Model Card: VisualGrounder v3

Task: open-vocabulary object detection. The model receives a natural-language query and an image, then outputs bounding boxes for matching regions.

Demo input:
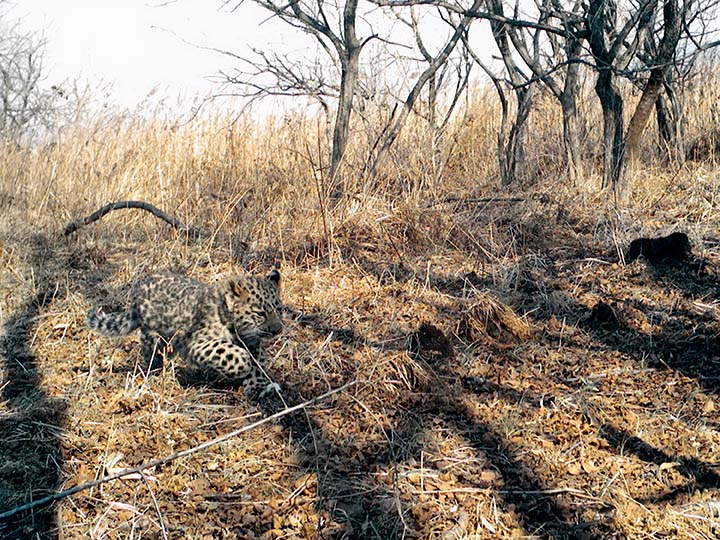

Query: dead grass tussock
[459,294,531,346]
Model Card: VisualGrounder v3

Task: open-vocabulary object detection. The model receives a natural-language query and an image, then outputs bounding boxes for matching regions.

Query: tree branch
[63,201,209,239]
[368,0,572,37]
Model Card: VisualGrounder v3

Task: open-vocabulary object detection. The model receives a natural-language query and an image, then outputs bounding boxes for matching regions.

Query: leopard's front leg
[187,338,280,398]
[139,330,166,371]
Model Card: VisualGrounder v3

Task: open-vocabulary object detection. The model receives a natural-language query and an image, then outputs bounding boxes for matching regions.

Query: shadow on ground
[3,227,717,539]
[257,312,623,539]
[0,234,115,539]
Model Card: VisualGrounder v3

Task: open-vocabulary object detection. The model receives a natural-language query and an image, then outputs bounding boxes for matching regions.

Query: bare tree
[484,0,536,186]
[621,0,682,183]
[223,0,381,202]
[222,0,719,201]
[480,0,713,194]
[223,47,339,119]
[365,0,483,180]
[584,0,688,198]
[494,0,587,183]
[221,0,486,199]
[372,0,581,185]
[0,19,56,141]
[391,7,473,183]
[642,36,685,160]
[634,0,720,161]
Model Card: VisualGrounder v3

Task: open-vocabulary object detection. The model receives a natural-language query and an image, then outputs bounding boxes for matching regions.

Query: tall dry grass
[0,70,718,265]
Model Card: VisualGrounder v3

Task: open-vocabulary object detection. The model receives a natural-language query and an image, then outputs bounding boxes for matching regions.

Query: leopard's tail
[87,306,140,336]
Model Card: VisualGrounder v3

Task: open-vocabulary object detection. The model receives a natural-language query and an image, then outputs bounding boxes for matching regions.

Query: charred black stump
[625,232,691,264]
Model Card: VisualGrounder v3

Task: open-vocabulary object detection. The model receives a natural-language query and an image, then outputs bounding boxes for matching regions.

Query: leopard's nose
[266,315,283,335]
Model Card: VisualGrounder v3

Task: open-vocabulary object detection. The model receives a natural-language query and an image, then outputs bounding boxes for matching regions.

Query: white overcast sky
[8,0,302,108]
[7,0,497,111]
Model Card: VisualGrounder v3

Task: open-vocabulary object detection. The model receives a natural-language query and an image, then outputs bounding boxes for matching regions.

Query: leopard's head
[223,269,283,339]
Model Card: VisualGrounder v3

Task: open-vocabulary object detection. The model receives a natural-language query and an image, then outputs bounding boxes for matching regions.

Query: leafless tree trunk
[498,0,587,183]
[585,0,693,199]
[560,79,583,183]
[553,9,586,184]
[223,0,374,204]
[586,0,656,196]
[655,80,685,161]
[484,0,535,185]
[328,0,363,200]
[388,6,473,185]
[593,64,625,191]
[622,0,682,181]
[471,53,511,183]
[637,0,720,162]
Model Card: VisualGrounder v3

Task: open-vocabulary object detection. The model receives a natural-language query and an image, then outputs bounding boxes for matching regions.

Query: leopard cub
[87,270,283,397]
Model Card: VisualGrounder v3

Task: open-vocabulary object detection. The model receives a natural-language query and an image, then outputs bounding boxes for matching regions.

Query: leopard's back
[134,273,212,338]
[87,270,283,392]
[86,273,211,339]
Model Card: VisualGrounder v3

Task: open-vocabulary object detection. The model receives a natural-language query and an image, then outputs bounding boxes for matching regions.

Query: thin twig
[414,486,587,496]
[0,382,356,520]
[425,196,526,208]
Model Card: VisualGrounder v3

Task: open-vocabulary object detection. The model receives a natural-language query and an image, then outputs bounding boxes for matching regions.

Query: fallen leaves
[3,227,719,540]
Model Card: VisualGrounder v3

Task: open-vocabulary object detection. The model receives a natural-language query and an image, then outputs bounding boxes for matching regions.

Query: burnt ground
[1,197,719,540]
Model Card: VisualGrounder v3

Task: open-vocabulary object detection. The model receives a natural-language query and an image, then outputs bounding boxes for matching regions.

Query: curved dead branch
[63,200,209,239]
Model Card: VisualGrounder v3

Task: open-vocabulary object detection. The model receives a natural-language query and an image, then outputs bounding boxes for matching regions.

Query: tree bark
[594,69,625,191]
[561,93,583,184]
[487,0,534,185]
[622,0,681,184]
[328,0,362,202]
[502,85,533,185]
[586,0,663,198]
[655,82,685,162]
[328,47,360,201]
[560,36,584,184]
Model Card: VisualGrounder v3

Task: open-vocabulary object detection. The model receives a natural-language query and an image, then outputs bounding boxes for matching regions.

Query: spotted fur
[87,270,282,397]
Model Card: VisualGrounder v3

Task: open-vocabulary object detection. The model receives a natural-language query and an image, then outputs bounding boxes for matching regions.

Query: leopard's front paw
[242,377,282,401]
[259,382,282,399]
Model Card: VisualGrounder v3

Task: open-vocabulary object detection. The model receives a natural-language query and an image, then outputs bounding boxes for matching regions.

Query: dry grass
[1,78,719,540]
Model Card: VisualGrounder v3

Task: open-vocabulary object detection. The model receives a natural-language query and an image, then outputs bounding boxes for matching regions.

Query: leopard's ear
[267,269,280,285]
[225,278,251,304]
